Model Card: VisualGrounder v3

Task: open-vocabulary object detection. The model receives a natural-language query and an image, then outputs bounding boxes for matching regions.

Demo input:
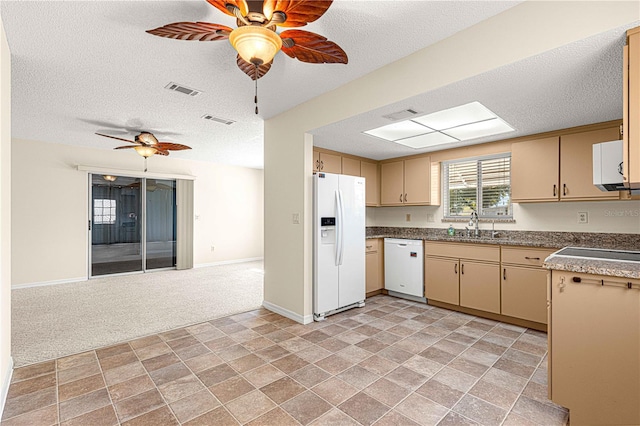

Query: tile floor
[1,295,569,425]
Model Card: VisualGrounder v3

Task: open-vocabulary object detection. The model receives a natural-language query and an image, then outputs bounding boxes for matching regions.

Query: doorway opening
[90,174,177,276]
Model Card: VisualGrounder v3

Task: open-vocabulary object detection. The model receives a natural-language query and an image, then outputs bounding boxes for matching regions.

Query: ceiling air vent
[382,108,420,121]
[202,114,236,125]
[165,82,202,97]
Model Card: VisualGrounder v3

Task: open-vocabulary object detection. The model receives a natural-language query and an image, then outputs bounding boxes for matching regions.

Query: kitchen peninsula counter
[366,226,640,251]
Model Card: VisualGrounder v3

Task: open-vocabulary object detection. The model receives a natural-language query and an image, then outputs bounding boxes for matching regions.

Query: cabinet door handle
[563,183,567,196]
[553,184,557,196]
[320,160,324,170]
[454,264,458,274]
[399,194,403,202]
[524,256,540,260]
[404,193,407,202]
[461,264,464,275]
[503,268,506,280]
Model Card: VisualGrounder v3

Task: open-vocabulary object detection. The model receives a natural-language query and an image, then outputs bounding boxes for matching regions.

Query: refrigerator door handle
[335,190,342,266]
[337,189,345,266]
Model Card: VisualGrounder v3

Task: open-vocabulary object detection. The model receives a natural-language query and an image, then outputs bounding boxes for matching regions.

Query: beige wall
[0,17,11,412]
[11,139,264,287]
[368,201,640,233]
[264,2,640,322]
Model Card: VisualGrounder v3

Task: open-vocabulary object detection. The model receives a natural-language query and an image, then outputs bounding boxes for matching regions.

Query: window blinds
[444,154,511,218]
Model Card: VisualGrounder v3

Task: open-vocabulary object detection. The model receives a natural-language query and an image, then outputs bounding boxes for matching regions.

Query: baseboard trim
[262,301,313,325]
[0,357,13,421]
[195,257,264,268]
[12,277,87,290]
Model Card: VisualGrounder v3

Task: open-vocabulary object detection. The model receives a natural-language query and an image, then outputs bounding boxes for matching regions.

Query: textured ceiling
[312,23,638,159]
[0,1,635,169]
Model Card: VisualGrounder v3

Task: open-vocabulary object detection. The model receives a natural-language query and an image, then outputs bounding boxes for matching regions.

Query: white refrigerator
[313,172,366,321]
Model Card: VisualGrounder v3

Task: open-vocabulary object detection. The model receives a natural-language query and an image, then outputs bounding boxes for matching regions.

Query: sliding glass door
[90,174,176,276]
[146,179,176,270]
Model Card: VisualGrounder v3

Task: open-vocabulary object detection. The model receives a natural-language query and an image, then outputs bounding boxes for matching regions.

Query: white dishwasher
[384,238,424,299]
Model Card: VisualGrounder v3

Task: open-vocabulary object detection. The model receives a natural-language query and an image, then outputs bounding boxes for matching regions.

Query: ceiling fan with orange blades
[146,0,348,113]
[96,131,192,171]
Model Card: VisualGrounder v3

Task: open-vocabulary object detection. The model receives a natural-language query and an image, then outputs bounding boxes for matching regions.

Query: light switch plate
[406,214,411,222]
[292,213,300,224]
[578,211,588,224]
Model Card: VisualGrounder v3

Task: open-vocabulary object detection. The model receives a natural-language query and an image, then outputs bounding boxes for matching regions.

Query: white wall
[11,138,263,287]
[264,2,640,322]
[0,16,11,415]
[368,200,640,234]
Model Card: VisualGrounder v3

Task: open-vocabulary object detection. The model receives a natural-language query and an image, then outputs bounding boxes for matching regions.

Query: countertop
[543,252,640,279]
[366,226,640,251]
[366,226,640,279]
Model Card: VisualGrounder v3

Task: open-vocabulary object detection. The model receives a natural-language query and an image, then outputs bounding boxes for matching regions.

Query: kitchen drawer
[501,246,554,267]
[365,239,379,253]
[425,242,499,262]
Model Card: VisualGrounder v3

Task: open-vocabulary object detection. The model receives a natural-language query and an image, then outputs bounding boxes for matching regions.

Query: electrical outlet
[406,214,411,222]
[578,212,588,224]
[211,245,215,252]
[292,213,300,224]
[427,214,435,223]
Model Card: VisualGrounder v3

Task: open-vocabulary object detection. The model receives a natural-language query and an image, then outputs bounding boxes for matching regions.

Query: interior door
[90,174,142,276]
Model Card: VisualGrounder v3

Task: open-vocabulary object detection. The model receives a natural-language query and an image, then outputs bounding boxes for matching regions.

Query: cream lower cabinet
[424,242,500,314]
[549,270,640,425]
[365,239,383,294]
[501,246,554,324]
[459,261,500,314]
[424,257,459,305]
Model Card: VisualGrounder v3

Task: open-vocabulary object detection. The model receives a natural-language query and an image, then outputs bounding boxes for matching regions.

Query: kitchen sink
[553,247,640,262]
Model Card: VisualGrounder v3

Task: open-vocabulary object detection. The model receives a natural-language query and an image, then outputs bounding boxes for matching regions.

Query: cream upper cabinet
[624,27,640,189]
[361,161,379,206]
[512,127,622,203]
[341,157,361,177]
[404,157,431,204]
[511,136,560,202]
[560,127,620,201]
[380,157,431,206]
[313,150,341,174]
[380,160,405,205]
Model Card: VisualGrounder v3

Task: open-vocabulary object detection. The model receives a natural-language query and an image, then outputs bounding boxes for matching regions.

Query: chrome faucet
[491,220,500,239]
[468,210,479,237]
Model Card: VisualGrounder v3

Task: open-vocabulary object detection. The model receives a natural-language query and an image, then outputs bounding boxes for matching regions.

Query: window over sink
[443,153,512,219]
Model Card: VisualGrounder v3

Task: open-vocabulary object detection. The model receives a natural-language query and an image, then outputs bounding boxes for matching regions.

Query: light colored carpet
[12,261,264,367]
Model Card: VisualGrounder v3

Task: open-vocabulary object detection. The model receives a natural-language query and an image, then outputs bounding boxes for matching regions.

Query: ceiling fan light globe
[134,145,157,158]
[229,26,282,66]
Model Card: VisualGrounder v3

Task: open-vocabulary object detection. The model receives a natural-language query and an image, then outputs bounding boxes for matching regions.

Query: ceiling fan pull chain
[144,157,148,173]
[254,64,259,114]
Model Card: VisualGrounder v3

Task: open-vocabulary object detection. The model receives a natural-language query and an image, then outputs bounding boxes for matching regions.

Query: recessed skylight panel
[444,117,514,140]
[412,101,495,130]
[393,132,458,149]
[364,120,432,141]
[363,101,515,149]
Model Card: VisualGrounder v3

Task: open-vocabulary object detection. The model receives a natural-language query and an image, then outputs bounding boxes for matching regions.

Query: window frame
[93,198,117,225]
[442,152,512,220]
